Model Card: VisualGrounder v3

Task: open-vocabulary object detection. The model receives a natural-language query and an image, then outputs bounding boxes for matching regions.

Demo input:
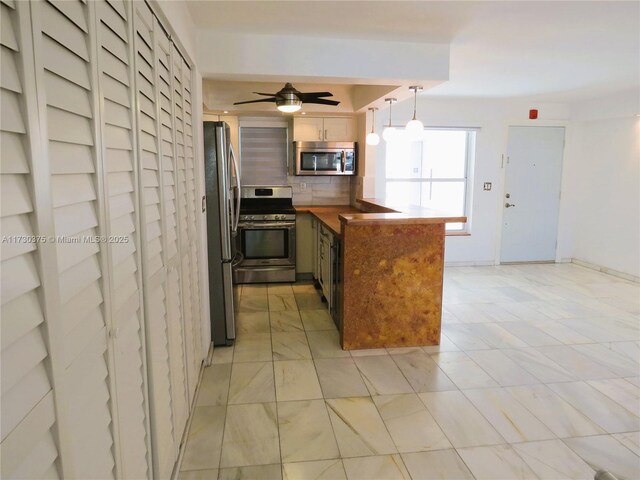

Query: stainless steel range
[233,186,296,284]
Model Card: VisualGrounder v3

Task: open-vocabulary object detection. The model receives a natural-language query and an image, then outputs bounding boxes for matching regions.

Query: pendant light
[366,107,380,146]
[405,85,424,139]
[382,97,397,141]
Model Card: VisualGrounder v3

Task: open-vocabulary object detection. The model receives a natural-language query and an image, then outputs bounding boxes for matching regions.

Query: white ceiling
[186,1,639,102]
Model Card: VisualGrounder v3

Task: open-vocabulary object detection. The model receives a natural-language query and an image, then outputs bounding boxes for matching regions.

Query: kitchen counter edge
[294,199,466,232]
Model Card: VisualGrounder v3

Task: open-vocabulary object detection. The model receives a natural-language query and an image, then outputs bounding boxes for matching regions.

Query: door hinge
[202,195,206,212]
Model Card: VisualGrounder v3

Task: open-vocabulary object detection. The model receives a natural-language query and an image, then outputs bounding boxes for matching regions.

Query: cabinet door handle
[318,129,322,140]
[324,129,328,140]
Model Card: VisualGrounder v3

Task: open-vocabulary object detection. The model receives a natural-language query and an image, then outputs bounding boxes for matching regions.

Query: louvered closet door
[133,3,177,478]
[182,59,204,383]
[171,51,198,404]
[94,0,150,478]
[32,0,117,477]
[156,26,189,441]
[0,1,61,478]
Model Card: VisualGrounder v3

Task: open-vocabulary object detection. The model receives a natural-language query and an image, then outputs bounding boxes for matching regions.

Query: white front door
[500,126,565,262]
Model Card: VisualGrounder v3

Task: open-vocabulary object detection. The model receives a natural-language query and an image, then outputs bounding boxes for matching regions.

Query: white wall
[196,31,449,84]
[561,90,640,278]
[154,0,198,61]
[372,96,571,265]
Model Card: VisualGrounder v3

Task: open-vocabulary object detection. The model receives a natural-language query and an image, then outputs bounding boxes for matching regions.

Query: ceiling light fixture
[382,97,397,141]
[275,92,302,113]
[366,107,380,146]
[405,86,424,139]
[277,101,302,113]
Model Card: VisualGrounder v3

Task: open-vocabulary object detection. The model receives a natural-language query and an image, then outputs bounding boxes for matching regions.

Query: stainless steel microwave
[293,141,357,176]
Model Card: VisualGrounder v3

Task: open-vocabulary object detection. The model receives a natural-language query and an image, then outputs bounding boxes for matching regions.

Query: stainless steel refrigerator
[204,122,240,346]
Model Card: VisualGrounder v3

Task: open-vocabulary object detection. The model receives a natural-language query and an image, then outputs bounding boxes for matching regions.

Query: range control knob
[248,215,254,220]
[263,215,268,220]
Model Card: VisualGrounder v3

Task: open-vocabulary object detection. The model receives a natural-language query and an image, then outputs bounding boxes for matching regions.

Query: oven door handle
[238,222,295,229]
[231,251,244,267]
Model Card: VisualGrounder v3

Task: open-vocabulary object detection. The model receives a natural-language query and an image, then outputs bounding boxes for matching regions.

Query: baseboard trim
[173,360,208,480]
[204,341,214,367]
[570,258,640,283]
[444,261,496,267]
[500,260,555,265]
[444,258,639,283]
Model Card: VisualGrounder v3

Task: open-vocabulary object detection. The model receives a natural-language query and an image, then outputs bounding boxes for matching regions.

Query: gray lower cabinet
[318,225,333,307]
[312,220,341,329]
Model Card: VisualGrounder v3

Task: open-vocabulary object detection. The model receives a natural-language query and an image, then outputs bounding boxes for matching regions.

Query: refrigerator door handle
[230,144,241,234]
[216,125,232,261]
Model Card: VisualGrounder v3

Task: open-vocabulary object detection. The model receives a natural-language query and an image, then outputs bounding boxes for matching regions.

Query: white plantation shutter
[0,1,61,478]
[32,0,117,478]
[166,265,189,434]
[157,30,189,440]
[181,58,204,396]
[172,52,198,406]
[94,0,150,478]
[133,3,177,478]
[158,37,179,264]
[3,0,206,477]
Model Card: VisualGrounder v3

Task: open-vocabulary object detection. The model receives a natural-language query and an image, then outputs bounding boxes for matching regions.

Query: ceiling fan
[233,82,340,113]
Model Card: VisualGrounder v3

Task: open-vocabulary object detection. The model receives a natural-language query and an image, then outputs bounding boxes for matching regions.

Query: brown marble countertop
[294,205,360,237]
[296,198,466,236]
[341,197,467,226]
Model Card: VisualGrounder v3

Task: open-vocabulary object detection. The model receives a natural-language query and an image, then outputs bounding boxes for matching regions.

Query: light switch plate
[300,182,307,191]
[483,182,492,191]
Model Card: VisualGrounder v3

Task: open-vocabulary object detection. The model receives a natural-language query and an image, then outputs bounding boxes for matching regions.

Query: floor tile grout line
[214,303,237,473]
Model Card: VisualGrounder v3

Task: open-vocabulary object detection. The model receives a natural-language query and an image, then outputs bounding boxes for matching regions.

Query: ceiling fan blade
[299,92,334,100]
[233,98,277,105]
[305,98,340,106]
[252,92,280,96]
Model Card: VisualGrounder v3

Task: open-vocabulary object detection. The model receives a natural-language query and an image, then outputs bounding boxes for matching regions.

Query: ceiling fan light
[277,103,301,113]
[366,132,380,146]
[277,92,302,113]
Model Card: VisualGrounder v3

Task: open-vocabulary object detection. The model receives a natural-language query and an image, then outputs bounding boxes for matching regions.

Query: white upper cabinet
[323,117,355,141]
[293,117,356,142]
[293,117,323,141]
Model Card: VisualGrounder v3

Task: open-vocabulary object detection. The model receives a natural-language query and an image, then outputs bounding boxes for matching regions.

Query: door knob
[505,203,516,208]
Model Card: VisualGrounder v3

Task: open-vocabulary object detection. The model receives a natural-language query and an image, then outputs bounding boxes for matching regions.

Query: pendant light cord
[412,87,418,120]
[371,108,375,133]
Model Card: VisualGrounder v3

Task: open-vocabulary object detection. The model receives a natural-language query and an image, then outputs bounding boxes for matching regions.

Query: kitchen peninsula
[296,200,466,350]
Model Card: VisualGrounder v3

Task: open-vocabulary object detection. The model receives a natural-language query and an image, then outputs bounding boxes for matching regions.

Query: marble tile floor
[180,264,640,480]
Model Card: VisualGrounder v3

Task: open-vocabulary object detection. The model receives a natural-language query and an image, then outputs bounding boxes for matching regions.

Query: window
[385,129,475,231]
[240,126,288,185]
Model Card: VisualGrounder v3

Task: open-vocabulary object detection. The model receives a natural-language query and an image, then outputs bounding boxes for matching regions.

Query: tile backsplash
[287,175,352,206]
